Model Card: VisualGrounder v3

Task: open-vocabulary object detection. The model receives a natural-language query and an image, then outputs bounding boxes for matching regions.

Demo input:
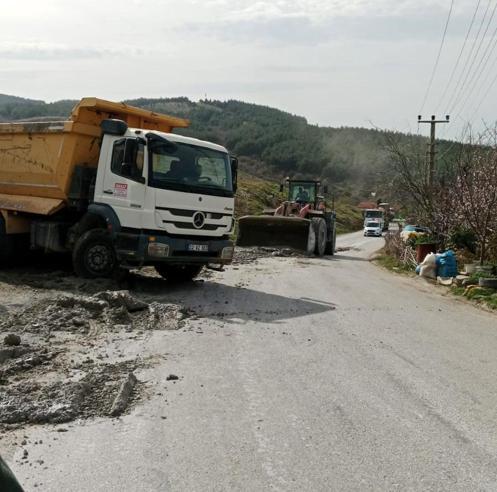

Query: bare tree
[454,129,497,264]
[384,133,459,247]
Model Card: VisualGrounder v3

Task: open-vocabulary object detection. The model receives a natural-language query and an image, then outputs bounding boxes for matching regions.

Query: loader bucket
[237,215,312,251]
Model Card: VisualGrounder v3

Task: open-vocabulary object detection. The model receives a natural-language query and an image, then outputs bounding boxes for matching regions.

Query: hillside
[0,95,401,193]
[0,94,457,231]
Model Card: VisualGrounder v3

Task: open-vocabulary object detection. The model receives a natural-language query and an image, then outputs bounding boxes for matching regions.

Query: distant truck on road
[363,208,386,231]
[0,98,238,280]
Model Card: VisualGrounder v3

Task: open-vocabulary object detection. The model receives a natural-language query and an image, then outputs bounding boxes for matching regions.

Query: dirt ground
[0,258,193,431]
[0,247,291,432]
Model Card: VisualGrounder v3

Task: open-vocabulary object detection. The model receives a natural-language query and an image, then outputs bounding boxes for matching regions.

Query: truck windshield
[365,210,383,218]
[148,137,233,197]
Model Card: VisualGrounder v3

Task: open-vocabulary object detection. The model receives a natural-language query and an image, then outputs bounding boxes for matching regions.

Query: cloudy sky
[0,0,494,138]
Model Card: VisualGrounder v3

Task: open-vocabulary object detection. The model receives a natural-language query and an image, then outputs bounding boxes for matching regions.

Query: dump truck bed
[0,98,189,209]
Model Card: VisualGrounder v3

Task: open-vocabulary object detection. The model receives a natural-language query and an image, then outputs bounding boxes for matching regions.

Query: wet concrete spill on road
[0,272,187,428]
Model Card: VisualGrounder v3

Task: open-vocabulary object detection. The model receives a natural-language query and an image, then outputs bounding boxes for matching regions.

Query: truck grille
[156,207,231,232]
[163,221,221,231]
[156,207,228,220]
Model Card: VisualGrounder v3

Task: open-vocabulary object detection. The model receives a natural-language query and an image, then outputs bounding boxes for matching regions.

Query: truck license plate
[188,244,209,252]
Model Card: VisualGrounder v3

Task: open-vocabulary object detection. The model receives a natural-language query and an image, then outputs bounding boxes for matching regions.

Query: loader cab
[285,180,326,206]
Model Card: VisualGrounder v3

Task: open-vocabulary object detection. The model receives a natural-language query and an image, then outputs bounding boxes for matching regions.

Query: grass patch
[450,285,497,310]
[375,254,415,274]
[451,286,466,296]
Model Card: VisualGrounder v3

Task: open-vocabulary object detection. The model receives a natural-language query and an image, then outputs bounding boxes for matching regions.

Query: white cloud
[0,0,493,137]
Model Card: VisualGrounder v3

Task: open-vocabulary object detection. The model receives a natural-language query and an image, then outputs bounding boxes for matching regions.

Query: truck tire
[312,218,327,257]
[72,229,117,278]
[0,216,14,265]
[155,264,203,283]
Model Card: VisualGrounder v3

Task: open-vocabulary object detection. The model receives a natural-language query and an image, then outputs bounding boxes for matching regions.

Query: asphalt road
[7,231,497,491]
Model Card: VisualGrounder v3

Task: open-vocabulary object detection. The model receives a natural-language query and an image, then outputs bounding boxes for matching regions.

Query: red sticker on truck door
[114,183,128,197]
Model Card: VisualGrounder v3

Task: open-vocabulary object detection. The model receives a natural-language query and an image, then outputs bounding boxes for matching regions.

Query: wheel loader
[237,179,336,256]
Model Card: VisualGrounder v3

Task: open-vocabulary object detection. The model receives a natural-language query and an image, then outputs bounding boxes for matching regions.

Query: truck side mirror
[323,185,329,194]
[279,184,284,193]
[230,157,238,193]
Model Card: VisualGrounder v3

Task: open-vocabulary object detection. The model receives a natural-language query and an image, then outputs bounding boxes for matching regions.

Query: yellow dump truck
[0,98,237,279]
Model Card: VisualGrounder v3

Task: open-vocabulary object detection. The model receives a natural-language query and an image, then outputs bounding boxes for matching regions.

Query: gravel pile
[0,360,141,425]
[0,290,185,428]
[0,290,186,335]
[233,246,302,264]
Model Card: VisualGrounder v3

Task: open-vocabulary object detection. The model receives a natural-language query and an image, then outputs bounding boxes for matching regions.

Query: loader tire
[305,222,316,256]
[0,216,14,265]
[312,218,327,257]
[72,229,117,278]
[155,264,203,283]
[325,226,336,255]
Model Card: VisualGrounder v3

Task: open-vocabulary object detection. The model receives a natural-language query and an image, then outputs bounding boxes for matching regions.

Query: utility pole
[417,114,449,186]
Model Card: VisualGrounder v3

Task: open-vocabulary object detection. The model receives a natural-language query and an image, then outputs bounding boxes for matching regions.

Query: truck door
[102,137,146,228]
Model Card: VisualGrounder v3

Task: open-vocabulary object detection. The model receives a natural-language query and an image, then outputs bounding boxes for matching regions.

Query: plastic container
[416,243,437,263]
[436,250,458,278]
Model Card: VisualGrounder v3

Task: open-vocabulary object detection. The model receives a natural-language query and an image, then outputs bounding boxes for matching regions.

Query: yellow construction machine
[237,179,336,256]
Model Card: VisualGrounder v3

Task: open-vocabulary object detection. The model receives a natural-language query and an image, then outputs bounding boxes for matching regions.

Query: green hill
[0,94,458,232]
[0,95,393,191]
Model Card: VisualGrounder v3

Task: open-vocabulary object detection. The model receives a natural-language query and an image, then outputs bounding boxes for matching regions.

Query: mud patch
[0,360,144,425]
[0,289,187,429]
[0,290,186,335]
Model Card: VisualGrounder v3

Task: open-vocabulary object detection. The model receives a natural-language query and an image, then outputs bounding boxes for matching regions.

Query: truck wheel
[312,218,327,257]
[0,216,14,265]
[72,229,117,278]
[155,264,203,283]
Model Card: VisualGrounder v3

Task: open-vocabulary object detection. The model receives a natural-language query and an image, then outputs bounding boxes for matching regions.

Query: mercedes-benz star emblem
[193,211,205,229]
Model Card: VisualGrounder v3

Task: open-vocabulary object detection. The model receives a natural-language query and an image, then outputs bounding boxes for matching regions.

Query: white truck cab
[82,119,238,280]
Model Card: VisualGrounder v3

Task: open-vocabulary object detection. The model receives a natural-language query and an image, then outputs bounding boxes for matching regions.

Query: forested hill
[0,94,452,199]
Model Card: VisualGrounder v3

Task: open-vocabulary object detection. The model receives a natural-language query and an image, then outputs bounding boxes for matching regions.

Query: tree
[384,132,459,247]
[454,130,497,264]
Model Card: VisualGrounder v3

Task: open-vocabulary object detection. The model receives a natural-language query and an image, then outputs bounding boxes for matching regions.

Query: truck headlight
[148,242,170,257]
[221,246,234,259]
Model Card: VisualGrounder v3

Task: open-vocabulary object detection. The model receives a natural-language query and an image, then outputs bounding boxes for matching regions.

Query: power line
[453,20,497,119]
[436,0,482,114]
[448,0,497,114]
[419,0,455,114]
[468,59,497,121]
[444,0,493,112]
[464,32,497,118]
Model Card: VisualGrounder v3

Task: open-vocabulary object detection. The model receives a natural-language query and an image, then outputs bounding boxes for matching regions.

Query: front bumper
[115,231,234,266]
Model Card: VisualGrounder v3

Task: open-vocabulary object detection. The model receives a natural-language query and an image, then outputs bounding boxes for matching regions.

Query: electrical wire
[463,32,497,118]
[419,0,455,114]
[468,60,497,121]
[452,21,497,119]
[436,0,482,114]
[447,0,497,114]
